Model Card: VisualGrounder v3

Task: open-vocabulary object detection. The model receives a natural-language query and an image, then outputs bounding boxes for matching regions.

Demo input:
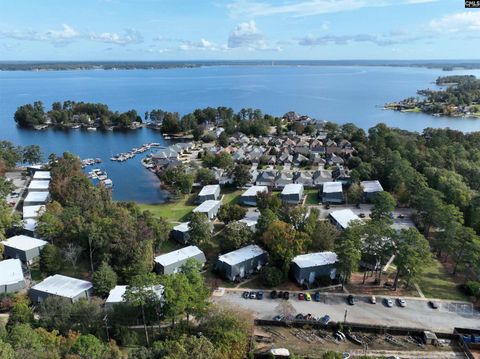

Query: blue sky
[0,0,478,60]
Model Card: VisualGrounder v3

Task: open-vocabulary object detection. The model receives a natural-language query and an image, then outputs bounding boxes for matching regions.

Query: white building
[0,259,26,294]
[30,274,93,303]
[32,171,51,181]
[329,209,361,230]
[239,186,268,206]
[24,191,49,206]
[105,284,164,309]
[28,180,50,192]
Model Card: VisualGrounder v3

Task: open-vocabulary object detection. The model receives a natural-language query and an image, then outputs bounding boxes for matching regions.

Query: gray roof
[361,180,383,193]
[31,274,92,298]
[330,209,360,229]
[28,180,50,191]
[241,186,268,197]
[173,222,190,233]
[281,183,304,195]
[292,251,338,268]
[193,200,220,213]
[106,284,164,304]
[154,245,204,267]
[23,218,37,232]
[3,235,47,251]
[24,191,49,203]
[0,259,24,285]
[323,182,342,193]
[198,184,220,196]
[32,171,51,180]
[23,205,46,219]
[218,244,266,266]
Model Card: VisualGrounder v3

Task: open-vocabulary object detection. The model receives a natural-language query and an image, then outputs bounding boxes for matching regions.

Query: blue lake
[1,65,480,202]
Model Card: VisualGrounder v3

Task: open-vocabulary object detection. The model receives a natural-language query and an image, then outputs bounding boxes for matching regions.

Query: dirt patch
[346,271,419,297]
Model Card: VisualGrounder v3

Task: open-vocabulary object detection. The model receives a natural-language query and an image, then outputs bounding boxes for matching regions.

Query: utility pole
[343,308,348,324]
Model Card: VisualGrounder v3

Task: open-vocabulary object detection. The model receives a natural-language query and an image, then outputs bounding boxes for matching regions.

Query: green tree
[196,168,216,186]
[39,244,63,275]
[0,339,15,359]
[6,302,33,329]
[71,334,108,359]
[308,220,340,252]
[217,203,246,224]
[256,208,278,235]
[22,145,42,164]
[336,223,363,284]
[219,221,253,252]
[393,228,432,289]
[260,265,284,287]
[217,132,229,148]
[370,191,396,222]
[151,335,217,359]
[92,262,118,298]
[232,164,252,188]
[346,182,363,205]
[189,212,211,247]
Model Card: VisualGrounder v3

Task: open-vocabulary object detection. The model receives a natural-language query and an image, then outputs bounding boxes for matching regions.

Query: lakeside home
[361,180,384,201]
[3,235,47,264]
[30,274,93,304]
[215,244,268,282]
[322,182,344,204]
[291,252,338,286]
[0,259,26,294]
[239,186,268,206]
[105,284,164,310]
[281,183,304,204]
[329,209,361,230]
[154,246,206,275]
[192,200,221,220]
[196,184,221,204]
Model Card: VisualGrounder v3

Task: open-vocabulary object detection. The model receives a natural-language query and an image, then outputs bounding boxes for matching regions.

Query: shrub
[260,265,284,287]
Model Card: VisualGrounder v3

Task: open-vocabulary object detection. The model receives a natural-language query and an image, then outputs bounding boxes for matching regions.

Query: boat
[71,124,81,129]
[86,127,97,131]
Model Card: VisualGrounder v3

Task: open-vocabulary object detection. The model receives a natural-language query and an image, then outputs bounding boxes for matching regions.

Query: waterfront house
[239,211,261,231]
[22,218,38,237]
[322,182,344,204]
[0,259,26,294]
[240,186,268,206]
[326,153,344,165]
[215,244,268,281]
[28,180,50,192]
[255,171,276,187]
[332,165,350,184]
[3,235,47,264]
[24,191,49,206]
[361,180,384,201]
[32,171,51,181]
[171,222,190,244]
[329,209,361,230]
[30,274,93,304]
[196,184,221,204]
[154,246,206,275]
[23,205,46,219]
[105,284,164,310]
[291,251,338,286]
[281,183,304,204]
[192,200,221,220]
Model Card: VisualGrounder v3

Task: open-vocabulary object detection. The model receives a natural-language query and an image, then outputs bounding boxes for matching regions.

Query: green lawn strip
[304,188,320,205]
[416,259,469,301]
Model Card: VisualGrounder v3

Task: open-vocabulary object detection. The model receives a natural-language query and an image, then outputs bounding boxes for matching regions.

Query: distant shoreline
[3,60,480,72]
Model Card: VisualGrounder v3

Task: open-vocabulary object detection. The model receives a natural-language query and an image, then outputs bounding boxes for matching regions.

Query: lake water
[1,65,480,203]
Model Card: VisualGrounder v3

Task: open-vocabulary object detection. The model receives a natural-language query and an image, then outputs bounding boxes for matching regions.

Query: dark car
[428,301,439,309]
[256,291,264,300]
[277,291,283,299]
[249,291,256,299]
[242,291,249,299]
[347,295,355,305]
[283,291,290,300]
[295,313,304,320]
[398,214,405,219]
[321,315,331,325]
[270,290,277,299]
[314,291,321,302]
[358,213,366,218]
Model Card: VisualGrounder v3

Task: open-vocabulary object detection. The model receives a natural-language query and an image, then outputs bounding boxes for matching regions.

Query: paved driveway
[213,289,480,333]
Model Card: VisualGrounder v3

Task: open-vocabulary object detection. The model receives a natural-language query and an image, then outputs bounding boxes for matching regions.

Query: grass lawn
[304,189,320,206]
[416,259,469,301]
[221,188,243,205]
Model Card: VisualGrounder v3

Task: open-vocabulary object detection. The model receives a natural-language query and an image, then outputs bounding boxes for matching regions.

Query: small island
[14,100,145,130]
[385,75,480,118]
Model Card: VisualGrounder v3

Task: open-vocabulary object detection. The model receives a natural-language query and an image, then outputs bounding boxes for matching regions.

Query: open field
[416,259,469,301]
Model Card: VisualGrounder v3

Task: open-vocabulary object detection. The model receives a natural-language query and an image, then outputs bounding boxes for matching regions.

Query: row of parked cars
[273,313,331,324]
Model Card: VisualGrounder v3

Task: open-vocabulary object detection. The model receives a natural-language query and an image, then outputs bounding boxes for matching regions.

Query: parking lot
[4,171,27,211]
[213,289,480,333]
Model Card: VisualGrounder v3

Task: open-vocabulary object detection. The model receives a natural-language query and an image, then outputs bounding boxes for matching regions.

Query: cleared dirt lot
[214,289,480,333]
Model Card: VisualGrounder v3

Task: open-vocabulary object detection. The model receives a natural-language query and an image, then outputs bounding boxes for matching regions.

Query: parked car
[347,295,355,305]
[370,295,377,304]
[305,293,312,301]
[277,291,283,299]
[359,213,366,218]
[428,301,439,309]
[321,315,331,325]
[242,291,249,299]
[295,313,304,320]
[398,214,405,219]
[270,290,277,299]
[249,291,256,299]
[314,291,321,302]
[384,298,393,307]
[325,204,330,209]
[397,298,406,307]
[273,315,284,321]
[298,293,305,301]
[283,291,290,300]
[257,291,264,300]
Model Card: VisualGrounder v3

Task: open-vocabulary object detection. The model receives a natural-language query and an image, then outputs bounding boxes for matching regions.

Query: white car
[384,298,393,307]
[397,298,406,307]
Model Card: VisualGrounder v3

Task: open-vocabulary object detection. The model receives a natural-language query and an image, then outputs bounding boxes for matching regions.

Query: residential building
[154,246,206,275]
[24,191,49,206]
[32,171,51,181]
[322,182,344,203]
[23,205,46,219]
[215,244,267,281]
[28,180,50,192]
[329,209,361,230]
[239,211,261,231]
[361,180,384,201]
[30,274,93,303]
[105,284,164,310]
[171,222,190,244]
[281,183,304,204]
[239,186,268,206]
[291,252,338,286]
[3,235,47,264]
[196,184,221,203]
[255,171,276,187]
[192,200,221,220]
[275,172,294,189]
[0,259,26,294]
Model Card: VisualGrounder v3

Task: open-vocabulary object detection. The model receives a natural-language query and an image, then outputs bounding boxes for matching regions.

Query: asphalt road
[213,289,480,333]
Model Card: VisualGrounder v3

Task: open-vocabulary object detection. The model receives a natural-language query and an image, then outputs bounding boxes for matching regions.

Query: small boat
[86,127,97,131]
[71,124,81,129]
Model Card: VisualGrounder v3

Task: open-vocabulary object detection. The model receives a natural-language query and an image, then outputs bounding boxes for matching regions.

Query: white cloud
[228,0,438,18]
[227,20,280,50]
[89,28,143,45]
[298,32,432,47]
[429,11,480,33]
[179,38,226,51]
